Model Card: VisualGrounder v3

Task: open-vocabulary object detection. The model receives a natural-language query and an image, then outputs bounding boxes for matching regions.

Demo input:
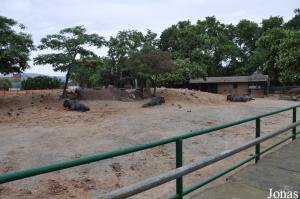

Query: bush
[21,76,61,90]
[0,78,12,90]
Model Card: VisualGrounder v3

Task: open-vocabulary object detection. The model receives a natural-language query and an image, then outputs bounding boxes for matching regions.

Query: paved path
[190,138,300,199]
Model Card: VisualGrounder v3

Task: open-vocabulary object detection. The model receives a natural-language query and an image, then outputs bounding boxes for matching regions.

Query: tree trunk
[141,81,144,99]
[62,68,71,99]
[153,77,157,97]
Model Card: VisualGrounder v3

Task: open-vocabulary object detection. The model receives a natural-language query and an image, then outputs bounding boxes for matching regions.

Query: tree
[285,8,300,30]
[126,49,177,96]
[157,58,207,86]
[159,17,239,76]
[107,30,144,87]
[70,56,107,88]
[0,78,12,90]
[275,30,300,84]
[21,76,61,90]
[0,16,34,74]
[261,16,284,31]
[255,28,287,84]
[232,20,261,75]
[34,26,105,98]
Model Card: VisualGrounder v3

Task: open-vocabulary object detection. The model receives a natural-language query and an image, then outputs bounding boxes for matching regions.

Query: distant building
[189,72,269,98]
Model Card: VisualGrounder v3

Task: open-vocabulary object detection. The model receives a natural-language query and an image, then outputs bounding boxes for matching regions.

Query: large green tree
[126,49,177,96]
[157,58,207,86]
[232,20,261,75]
[107,30,145,87]
[0,16,34,74]
[275,30,300,84]
[34,26,105,98]
[285,8,300,30]
[159,17,240,76]
[70,56,105,88]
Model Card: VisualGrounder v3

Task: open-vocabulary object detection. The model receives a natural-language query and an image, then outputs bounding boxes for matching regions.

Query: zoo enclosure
[0,104,300,199]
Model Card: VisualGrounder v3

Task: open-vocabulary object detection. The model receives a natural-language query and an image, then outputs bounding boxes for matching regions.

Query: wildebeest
[63,99,90,112]
[142,96,165,108]
[227,95,254,102]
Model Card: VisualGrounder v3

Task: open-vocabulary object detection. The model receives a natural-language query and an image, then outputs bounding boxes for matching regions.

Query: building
[189,72,269,98]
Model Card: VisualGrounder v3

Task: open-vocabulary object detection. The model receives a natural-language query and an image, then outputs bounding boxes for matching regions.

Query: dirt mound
[76,87,130,101]
[157,88,226,104]
[287,87,300,95]
[0,91,63,124]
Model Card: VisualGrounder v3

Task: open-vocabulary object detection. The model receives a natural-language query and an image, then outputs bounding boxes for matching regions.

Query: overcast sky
[1,0,299,76]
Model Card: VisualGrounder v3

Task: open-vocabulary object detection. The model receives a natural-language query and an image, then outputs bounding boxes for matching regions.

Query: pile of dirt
[0,91,63,124]
[76,87,130,101]
[157,88,227,105]
[287,87,300,95]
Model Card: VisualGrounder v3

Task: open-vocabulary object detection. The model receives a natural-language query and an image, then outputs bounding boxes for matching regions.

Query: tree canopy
[0,16,35,74]
[1,8,300,91]
[34,26,105,97]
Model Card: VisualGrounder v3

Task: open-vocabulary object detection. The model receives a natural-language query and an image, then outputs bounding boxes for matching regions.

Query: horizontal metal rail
[169,132,300,199]
[95,121,300,199]
[0,105,299,184]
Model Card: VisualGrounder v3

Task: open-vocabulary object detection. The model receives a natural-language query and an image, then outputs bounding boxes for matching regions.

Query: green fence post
[176,140,183,199]
[255,118,261,163]
[293,107,297,140]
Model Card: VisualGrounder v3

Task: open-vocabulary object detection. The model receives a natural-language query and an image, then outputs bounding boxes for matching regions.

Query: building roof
[190,72,269,84]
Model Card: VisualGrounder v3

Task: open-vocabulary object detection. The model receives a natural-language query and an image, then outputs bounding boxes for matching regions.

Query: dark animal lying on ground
[287,88,300,95]
[63,99,90,112]
[227,95,254,102]
[142,96,165,107]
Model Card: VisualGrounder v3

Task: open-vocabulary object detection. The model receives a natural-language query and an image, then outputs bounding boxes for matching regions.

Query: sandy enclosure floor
[0,89,298,199]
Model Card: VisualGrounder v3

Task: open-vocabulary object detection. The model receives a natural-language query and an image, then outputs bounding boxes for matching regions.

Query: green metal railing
[0,104,299,199]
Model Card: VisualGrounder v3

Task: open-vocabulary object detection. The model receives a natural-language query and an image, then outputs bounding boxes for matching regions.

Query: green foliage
[275,30,300,84]
[285,8,300,30]
[34,26,105,97]
[157,59,207,85]
[159,17,241,76]
[3,8,300,89]
[107,30,158,86]
[159,10,300,85]
[70,57,110,88]
[21,76,61,90]
[262,16,284,31]
[125,48,177,95]
[0,78,12,90]
[0,16,35,74]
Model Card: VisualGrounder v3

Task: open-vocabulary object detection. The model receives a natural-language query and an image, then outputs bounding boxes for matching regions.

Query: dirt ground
[0,88,298,199]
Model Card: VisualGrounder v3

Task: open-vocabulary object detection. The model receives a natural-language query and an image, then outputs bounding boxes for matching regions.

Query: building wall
[250,89,265,98]
[217,83,249,96]
[193,82,267,98]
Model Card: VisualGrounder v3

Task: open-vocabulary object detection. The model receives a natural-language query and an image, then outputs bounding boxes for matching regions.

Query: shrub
[21,76,61,90]
[0,78,12,90]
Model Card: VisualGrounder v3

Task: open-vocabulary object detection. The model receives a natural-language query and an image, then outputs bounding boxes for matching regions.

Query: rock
[63,99,90,112]
[142,97,165,108]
